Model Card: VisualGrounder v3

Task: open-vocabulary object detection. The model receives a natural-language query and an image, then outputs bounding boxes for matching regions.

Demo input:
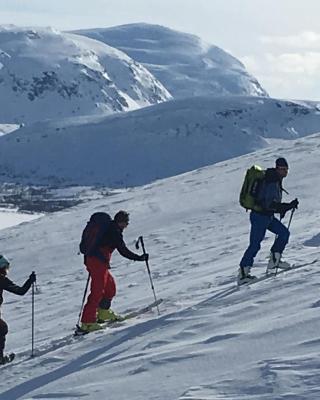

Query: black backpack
[79,212,112,260]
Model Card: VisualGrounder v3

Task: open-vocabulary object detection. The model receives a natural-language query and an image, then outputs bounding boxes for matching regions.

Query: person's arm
[271,199,299,218]
[117,240,144,261]
[2,273,35,295]
[113,229,145,261]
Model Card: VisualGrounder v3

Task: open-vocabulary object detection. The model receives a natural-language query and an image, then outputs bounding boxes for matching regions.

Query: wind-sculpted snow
[0,96,320,187]
[0,25,171,124]
[74,23,268,99]
[0,133,320,398]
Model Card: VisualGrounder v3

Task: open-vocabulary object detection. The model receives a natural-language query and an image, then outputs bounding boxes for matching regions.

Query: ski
[74,298,163,336]
[239,259,318,287]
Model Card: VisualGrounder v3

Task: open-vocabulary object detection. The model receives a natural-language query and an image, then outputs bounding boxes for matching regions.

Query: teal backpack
[239,165,265,211]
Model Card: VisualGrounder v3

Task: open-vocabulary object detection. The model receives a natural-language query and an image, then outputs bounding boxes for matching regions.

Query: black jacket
[0,274,33,307]
[256,168,284,215]
[99,221,141,261]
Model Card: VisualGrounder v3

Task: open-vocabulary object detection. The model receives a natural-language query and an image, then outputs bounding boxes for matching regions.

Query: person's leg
[267,217,290,269]
[81,257,108,324]
[100,271,116,309]
[0,318,8,359]
[240,212,271,268]
[268,217,290,254]
[97,272,121,322]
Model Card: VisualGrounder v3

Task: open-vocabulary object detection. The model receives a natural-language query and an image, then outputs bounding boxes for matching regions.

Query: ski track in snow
[0,133,320,399]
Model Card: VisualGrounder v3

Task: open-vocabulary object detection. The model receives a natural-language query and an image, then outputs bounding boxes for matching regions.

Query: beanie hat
[0,255,10,269]
[276,157,289,168]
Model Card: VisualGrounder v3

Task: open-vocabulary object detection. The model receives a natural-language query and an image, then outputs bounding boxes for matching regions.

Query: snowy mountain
[0,25,171,124]
[73,23,268,99]
[0,132,320,399]
[0,96,319,187]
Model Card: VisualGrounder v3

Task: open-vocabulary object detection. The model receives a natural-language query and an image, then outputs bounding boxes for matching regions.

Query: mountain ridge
[73,22,268,99]
[0,25,171,124]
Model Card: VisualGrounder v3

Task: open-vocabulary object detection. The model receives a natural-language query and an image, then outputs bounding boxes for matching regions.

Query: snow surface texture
[0,132,320,399]
[0,25,171,124]
[74,23,268,99]
[0,96,319,187]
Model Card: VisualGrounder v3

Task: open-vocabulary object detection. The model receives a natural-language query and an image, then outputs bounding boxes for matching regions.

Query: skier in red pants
[80,211,148,333]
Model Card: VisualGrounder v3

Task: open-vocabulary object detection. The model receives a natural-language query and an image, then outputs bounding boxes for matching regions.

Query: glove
[278,203,291,219]
[28,271,36,284]
[138,253,149,262]
[290,198,299,210]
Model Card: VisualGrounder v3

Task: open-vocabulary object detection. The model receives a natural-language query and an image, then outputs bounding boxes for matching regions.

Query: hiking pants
[81,256,116,324]
[0,317,8,357]
[240,211,290,267]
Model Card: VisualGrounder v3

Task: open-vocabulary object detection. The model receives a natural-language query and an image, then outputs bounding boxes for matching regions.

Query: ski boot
[75,322,104,336]
[237,266,257,285]
[266,252,290,274]
[0,353,15,365]
[97,308,124,323]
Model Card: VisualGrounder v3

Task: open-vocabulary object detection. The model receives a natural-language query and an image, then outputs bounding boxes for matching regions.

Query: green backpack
[239,165,265,211]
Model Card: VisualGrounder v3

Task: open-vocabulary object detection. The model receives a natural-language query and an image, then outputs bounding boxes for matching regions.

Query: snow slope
[0,132,320,399]
[0,25,171,124]
[0,209,40,230]
[73,23,268,99]
[0,96,319,187]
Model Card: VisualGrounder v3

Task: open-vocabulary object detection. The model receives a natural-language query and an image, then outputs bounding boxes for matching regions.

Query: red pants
[81,256,116,324]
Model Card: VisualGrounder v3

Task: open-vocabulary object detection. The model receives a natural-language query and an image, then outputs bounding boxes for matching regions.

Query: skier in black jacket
[0,254,36,364]
[80,210,148,333]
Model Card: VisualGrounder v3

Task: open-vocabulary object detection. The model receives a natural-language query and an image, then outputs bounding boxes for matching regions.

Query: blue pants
[240,211,290,267]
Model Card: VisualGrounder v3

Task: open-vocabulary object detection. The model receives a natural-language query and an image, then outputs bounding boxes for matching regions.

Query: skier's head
[0,255,10,275]
[275,157,289,178]
[114,210,130,230]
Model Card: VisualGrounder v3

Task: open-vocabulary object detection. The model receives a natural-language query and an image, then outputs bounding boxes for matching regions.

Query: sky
[1,0,320,101]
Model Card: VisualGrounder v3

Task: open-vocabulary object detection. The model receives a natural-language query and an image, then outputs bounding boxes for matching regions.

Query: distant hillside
[0,25,171,124]
[73,23,268,99]
[0,96,319,187]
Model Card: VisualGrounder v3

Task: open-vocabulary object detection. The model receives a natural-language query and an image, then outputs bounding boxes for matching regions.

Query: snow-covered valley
[0,95,319,187]
[0,209,40,230]
[0,132,319,399]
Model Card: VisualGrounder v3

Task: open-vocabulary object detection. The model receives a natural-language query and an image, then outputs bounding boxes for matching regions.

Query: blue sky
[1,0,320,100]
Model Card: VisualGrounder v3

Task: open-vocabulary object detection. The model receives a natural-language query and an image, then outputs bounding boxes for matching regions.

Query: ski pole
[31,281,35,357]
[287,207,295,230]
[135,236,160,315]
[275,208,296,276]
[76,274,90,328]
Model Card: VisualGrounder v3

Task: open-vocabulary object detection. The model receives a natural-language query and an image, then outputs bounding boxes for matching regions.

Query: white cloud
[240,52,320,100]
[261,31,320,49]
[266,52,320,75]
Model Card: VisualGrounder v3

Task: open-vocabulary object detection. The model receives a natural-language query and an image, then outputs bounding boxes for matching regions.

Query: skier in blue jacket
[238,157,299,285]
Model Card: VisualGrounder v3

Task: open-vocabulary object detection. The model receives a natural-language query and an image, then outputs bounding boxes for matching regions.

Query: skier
[80,210,149,333]
[238,157,299,285]
[0,255,36,364]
